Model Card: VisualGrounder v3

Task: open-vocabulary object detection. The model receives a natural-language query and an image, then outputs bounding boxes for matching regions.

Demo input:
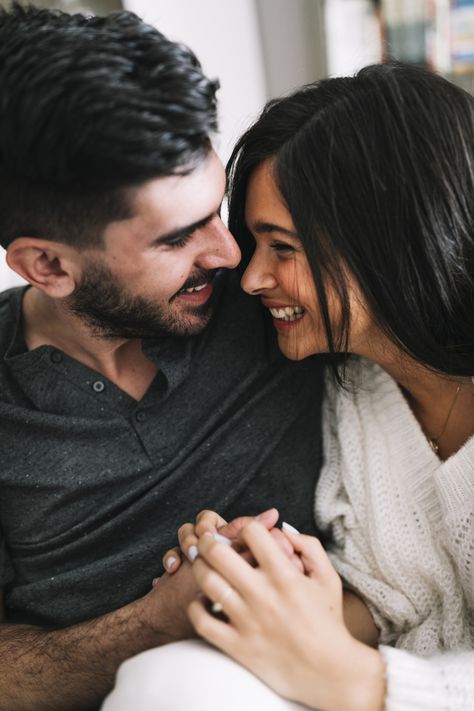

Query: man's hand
[141,560,198,641]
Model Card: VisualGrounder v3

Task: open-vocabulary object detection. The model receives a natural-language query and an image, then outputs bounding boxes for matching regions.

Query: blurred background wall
[1,0,473,289]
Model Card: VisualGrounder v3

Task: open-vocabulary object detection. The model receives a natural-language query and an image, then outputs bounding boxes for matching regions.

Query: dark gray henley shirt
[0,273,324,628]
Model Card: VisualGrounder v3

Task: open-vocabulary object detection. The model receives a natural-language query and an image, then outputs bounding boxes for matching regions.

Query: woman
[103,63,474,711]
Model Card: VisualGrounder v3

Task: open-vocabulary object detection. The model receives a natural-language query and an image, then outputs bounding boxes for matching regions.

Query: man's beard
[67,261,215,339]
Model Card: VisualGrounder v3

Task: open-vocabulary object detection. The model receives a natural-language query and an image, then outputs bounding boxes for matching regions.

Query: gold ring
[211,586,234,613]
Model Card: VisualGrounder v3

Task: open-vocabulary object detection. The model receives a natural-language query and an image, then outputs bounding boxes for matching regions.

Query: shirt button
[92,380,105,393]
[135,411,146,422]
[50,351,63,364]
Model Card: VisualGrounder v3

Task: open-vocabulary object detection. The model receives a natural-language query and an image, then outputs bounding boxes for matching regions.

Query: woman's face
[241,161,372,360]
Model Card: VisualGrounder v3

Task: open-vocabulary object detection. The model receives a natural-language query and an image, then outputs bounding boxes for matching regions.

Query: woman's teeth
[269,306,304,322]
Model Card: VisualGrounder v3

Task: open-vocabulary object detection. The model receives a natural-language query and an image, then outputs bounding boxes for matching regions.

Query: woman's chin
[277,337,319,361]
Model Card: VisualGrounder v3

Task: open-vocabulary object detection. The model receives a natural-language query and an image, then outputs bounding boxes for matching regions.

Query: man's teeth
[269,306,304,322]
[183,283,208,294]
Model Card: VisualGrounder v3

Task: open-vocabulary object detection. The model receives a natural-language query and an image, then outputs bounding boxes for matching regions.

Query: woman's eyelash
[270,241,295,253]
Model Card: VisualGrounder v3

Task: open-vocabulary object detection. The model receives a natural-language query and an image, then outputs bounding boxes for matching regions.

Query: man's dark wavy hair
[227,63,474,378]
[0,3,219,249]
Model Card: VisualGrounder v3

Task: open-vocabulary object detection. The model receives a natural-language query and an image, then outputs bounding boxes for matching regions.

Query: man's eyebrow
[252,220,299,238]
[154,212,214,244]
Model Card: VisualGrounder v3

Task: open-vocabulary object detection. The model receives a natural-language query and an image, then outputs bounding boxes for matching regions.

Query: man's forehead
[130,150,225,217]
[101,150,226,248]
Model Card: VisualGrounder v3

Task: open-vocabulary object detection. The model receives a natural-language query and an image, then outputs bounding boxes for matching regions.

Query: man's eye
[167,233,193,249]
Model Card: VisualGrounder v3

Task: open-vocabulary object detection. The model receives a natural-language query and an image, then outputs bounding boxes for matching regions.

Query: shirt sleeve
[380,646,474,711]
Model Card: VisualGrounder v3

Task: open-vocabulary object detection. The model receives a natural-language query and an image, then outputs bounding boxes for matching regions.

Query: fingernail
[282,522,300,535]
[164,555,177,570]
[256,507,277,521]
[212,533,232,545]
[188,545,198,561]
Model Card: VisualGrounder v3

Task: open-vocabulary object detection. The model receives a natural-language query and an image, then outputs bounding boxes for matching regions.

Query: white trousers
[102,640,310,711]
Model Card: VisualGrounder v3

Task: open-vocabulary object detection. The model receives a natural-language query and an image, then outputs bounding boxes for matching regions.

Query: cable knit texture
[315,358,474,710]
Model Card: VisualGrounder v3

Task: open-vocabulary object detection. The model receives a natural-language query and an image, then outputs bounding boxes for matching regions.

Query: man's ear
[6,237,79,298]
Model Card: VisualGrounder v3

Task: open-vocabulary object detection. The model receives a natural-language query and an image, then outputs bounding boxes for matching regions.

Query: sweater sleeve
[380,646,474,711]
[316,377,428,645]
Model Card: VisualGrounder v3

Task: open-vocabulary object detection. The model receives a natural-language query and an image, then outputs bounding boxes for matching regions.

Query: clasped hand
[161,510,383,711]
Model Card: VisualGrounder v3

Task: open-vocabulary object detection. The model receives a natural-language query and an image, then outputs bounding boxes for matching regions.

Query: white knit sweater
[315,358,474,711]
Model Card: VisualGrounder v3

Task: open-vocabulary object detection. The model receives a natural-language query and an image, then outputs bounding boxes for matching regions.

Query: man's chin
[172,309,213,337]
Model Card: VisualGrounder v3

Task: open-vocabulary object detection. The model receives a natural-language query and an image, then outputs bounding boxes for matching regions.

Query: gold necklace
[427,383,463,454]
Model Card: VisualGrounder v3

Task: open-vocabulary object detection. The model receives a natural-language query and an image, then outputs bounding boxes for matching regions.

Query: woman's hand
[161,508,304,575]
[187,522,386,711]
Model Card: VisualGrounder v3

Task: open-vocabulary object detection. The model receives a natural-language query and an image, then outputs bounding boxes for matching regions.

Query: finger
[260,528,305,572]
[192,557,248,623]
[218,507,279,542]
[187,598,239,654]
[197,532,259,601]
[178,522,199,562]
[236,549,303,572]
[282,530,337,582]
[290,552,305,573]
[269,528,294,559]
[162,547,182,575]
[240,522,297,584]
[194,509,229,538]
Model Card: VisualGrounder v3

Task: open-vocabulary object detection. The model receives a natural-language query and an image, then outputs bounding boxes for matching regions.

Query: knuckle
[178,522,193,541]
[195,520,215,537]
[309,536,324,553]
[273,563,298,589]
[196,509,214,523]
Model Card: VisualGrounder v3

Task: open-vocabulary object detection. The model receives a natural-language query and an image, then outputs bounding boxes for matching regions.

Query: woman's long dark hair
[227,62,474,377]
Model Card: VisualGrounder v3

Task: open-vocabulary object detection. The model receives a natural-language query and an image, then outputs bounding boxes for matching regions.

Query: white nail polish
[165,555,177,570]
[188,545,198,561]
[282,522,300,535]
[212,533,232,545]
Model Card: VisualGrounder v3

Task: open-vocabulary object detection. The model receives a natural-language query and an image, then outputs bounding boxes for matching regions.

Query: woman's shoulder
[324,356,394,406]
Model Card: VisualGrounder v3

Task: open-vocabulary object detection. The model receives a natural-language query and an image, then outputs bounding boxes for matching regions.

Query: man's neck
[22,287,159,401]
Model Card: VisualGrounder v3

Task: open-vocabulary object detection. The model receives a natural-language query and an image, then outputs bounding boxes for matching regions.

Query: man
[0,4,323,710]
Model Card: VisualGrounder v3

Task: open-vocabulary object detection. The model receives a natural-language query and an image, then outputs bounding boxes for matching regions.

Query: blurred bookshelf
[324,0,474,91]
[384,0,474,90]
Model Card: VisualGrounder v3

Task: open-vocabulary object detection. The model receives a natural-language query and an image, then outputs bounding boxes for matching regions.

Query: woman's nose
[240,255,277,295]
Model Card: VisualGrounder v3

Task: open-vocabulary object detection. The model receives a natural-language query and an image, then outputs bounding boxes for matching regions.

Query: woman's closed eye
[270,240,296,256]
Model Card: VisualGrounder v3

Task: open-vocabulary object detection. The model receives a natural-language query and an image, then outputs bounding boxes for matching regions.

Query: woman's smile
[261,299,306,330]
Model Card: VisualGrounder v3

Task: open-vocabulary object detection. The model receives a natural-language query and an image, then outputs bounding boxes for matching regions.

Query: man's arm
[342,590,379,647]
[0,563,197,711]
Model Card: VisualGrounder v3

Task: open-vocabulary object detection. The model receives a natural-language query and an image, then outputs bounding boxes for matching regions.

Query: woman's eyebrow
[252,220,298,238]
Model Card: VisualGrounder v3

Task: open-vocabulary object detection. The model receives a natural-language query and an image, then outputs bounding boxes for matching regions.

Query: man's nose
[197,220,241,271]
